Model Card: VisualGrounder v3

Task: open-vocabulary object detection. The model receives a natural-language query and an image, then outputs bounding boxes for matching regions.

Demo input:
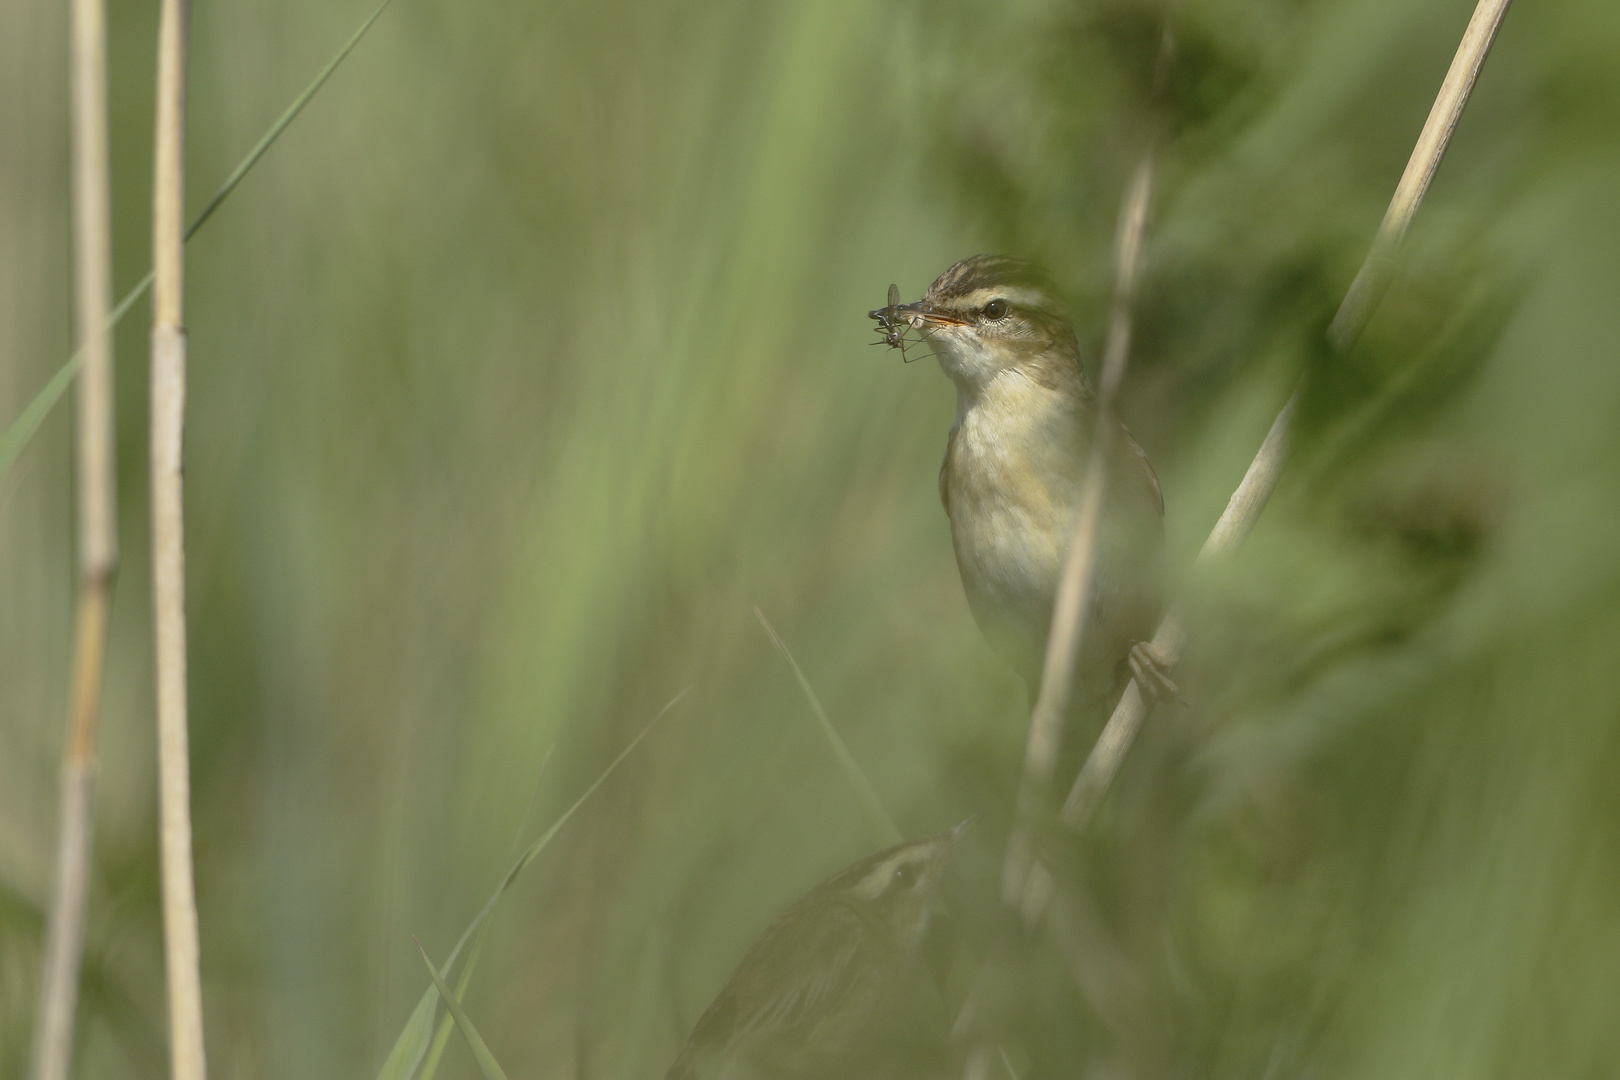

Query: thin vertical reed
[1060,0,1515,832]
[150,0,206,1077]
[1001,157,1154,911]
[958,158,1161,1080]
[31,0,117,1075]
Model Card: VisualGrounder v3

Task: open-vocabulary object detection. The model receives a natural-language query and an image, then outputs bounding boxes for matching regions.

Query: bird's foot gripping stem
[1128,641,1185,707]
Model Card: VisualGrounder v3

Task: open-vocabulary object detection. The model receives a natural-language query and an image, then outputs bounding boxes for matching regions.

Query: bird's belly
[950,496,1064,618]
[944,445,1160,696]
[945,466,1072,686]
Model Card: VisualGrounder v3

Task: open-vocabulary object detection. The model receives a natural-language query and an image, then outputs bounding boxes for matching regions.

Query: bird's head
[872,255,1082,393]
[821,820,968,950]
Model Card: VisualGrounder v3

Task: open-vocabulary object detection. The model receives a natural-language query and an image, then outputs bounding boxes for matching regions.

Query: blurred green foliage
[3,0,1620,1077]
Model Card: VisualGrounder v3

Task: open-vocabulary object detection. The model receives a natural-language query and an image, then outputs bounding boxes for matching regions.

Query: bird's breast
[944,399,1083,638]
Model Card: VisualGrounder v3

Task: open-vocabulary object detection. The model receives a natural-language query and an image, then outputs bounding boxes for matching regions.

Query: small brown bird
[872,255,1169,723]
[666,825,965,1080]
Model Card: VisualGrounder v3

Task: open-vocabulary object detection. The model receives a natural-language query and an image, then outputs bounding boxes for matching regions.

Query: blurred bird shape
[871,255,1175,725]
[666,822,968,1080]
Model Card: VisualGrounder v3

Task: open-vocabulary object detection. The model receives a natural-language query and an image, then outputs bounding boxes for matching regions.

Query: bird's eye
[894,864,917,886]
[982,299,1008,320]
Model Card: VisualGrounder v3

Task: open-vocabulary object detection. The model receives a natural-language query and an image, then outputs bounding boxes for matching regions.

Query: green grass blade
[373,690,686,1080]
[0,276,154,484]
[373,982,439,1080]
[414,939,510,1080]
[418,920,492,1080]
[0,0,395,486]
[186,0,396,241]
[478,693,682,933]
[0,350,82,486]
[753,607,902,846]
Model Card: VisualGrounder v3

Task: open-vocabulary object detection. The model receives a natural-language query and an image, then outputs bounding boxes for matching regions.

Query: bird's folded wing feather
[680,900,882,1067]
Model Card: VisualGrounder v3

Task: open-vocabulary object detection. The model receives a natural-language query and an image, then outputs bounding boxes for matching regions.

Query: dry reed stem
[31,0,118,1075]
[1059,0,1515,833]
[150,0,206,1077]
[1001,157,1154,909]
[1061,396,1295,827]
[1330,0,1513,354]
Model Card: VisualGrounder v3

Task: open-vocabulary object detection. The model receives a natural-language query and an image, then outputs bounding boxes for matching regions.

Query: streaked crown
[923,254,1065,314]
[807,823,965,948]
[898,254,1083,390]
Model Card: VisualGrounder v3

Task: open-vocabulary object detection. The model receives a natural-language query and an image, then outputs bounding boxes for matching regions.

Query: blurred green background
[4,0,1620,1076]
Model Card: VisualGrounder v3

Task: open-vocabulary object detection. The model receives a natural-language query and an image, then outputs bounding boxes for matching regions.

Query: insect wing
[867,282,918,361]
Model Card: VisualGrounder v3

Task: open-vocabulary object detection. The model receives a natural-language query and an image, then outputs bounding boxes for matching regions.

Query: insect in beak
[869,286,967,363]
[868,283,920,362]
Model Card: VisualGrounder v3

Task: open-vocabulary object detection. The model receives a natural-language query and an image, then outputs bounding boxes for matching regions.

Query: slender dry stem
[1001,158,1154,910]
[1060,0,1515,832]
[1330,0,1513,353]
[1062,395,1295,827]
[150,1,206,1077]
[31,0,117,1075]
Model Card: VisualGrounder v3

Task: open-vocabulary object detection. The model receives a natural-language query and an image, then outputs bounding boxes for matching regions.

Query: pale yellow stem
[151,0,207,1077]
[1003,157,1154,910]
[32,0,118,1074]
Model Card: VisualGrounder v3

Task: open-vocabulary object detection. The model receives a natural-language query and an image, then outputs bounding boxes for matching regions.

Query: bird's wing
[674,899,881,1073]
[731,900,877,1037]
[1115,420,1164,518]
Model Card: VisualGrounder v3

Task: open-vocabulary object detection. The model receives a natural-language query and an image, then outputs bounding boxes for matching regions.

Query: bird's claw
[1128,642,1185,707]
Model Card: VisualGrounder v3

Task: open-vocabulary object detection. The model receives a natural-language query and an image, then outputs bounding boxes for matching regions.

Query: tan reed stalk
[1059,0,1515,833]
[958,158,1161,1080]
[1001,156,1155,912]
[1329,0,1514,355]
[150,0,206,1077]
[30,0,117,1076]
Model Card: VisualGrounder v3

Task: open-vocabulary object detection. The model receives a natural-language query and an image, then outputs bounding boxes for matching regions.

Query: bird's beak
[896,302,968,329]
[867,300,967,329]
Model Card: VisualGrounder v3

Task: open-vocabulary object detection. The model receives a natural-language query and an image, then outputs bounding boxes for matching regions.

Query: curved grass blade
[417,744,555,1079]
[414,938,510,1080]
[374,689,688,1080]
[753,607,902,846]
[0,0,396,485]
[0,355,80,490]
[373,979,439,1080]
[416,919,491,1080]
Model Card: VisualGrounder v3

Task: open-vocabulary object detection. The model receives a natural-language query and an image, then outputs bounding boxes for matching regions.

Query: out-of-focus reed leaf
[417,921,491,1080]
[372,980,438,1080]
[374,694,683,1080]
[414,938,510,1080]
[415,746,552,1079]
[0,352,83,490]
